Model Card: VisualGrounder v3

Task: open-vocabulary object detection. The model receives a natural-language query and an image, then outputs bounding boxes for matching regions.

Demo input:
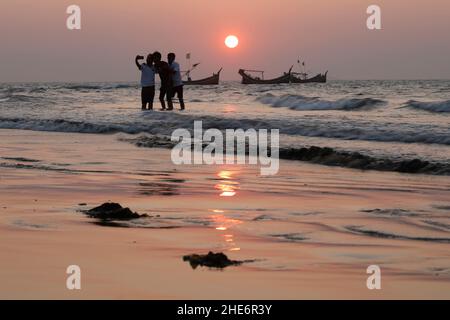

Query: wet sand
[1,129,450,299]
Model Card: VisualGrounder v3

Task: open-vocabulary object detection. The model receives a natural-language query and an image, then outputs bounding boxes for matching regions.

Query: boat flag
[186,53,191,59]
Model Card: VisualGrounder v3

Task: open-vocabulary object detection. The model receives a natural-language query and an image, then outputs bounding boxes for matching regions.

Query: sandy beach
[1,129,449,299]
[1,0,450,307]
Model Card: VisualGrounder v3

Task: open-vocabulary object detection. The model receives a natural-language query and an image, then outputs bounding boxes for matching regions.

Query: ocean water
[0,80,449,173]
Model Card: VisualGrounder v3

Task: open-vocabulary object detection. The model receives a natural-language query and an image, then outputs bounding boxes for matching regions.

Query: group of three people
[135,51,185,111]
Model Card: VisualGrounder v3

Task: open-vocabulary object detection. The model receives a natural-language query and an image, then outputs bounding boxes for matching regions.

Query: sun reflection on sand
[218,170,232,180]
[210,170,243,251]
[215,170,240,197]
[218,189,236,197]
[222,104,237,114]
[209,210,242,252]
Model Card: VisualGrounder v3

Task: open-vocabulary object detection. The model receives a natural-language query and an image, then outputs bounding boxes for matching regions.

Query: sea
[1,80,449,174]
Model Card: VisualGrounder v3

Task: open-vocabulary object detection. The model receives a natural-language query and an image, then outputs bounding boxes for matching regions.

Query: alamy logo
[366,265,381,290]
[66,5,81,30]
[171,121,279,176]
[367,5,382,30]
[66,265,81,290]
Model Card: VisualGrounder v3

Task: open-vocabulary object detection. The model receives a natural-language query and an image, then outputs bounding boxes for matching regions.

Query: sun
[225,35,239,49]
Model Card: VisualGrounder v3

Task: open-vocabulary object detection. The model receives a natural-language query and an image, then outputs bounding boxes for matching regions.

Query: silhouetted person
[135,54,155,110]
[168,53,185,110]
[152,51,173,111]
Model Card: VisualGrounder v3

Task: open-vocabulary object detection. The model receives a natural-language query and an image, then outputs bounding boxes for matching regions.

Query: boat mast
[186,53,191,81]
[296,59,307,80]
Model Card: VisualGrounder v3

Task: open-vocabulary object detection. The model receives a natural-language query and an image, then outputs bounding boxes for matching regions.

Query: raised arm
[135,55,144,70]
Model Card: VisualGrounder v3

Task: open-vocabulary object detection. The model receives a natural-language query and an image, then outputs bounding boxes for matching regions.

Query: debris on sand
[183,251,244,269]
[78,203,182,229]
[82,202,148,221]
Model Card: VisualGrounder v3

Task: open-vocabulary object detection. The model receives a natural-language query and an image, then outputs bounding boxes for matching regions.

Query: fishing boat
[290,60,327,83]
[181,53,221,85]
[183,68,222,85]
[238,68,292,84]
[290,71,328,83]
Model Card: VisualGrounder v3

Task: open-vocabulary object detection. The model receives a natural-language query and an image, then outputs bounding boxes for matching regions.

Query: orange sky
[1,0,449,81]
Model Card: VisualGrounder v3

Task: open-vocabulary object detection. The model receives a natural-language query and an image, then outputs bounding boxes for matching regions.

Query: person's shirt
[155,61,172,87]
[140,63,155,87]
[170,61,183,87]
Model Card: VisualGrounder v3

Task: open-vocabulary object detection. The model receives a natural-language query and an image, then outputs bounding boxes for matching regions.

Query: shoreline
[1,128,450,299]
[2,128,449,176]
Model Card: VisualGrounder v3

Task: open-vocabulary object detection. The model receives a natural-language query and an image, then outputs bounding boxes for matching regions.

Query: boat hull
[238,69,291,84]
[183,68,222,85]
[290,71,327,83]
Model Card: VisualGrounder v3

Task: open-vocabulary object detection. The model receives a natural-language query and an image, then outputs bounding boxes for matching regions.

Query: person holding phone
[135,54,155,110]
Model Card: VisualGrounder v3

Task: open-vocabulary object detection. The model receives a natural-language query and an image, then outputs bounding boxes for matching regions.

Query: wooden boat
[290,71,328,83]
[238,68,292,84]
[183,68,222,85]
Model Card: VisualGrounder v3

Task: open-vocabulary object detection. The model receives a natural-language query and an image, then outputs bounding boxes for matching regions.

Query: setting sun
[225,35,239,48]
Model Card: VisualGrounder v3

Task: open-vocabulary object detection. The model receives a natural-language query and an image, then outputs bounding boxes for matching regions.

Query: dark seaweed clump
[83,202,148,220]
[183,252,244,269]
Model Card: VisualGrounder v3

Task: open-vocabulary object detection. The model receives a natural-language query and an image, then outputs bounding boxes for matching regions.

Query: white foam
[406,100,450,113]
[1,115,449,146]
[257,94,385,111]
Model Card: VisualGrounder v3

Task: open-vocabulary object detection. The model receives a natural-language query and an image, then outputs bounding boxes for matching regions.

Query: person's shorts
[141,86,155,104]
[159,85,173,101]
[171,85,184,100]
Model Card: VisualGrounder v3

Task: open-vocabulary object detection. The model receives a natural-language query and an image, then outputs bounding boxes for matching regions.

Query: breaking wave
[125,135,450,175]
[0,83,137,101]
[346,225,450,243]
[0,94,47,103]
[62,83,137,91]
[0,114,449,146]
[278,146,450,175]
[0,118,105,133]
[405,100,450,113]
[257,94,386,111]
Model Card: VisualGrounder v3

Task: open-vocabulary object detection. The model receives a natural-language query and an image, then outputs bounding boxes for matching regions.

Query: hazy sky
[1,0,449,82]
